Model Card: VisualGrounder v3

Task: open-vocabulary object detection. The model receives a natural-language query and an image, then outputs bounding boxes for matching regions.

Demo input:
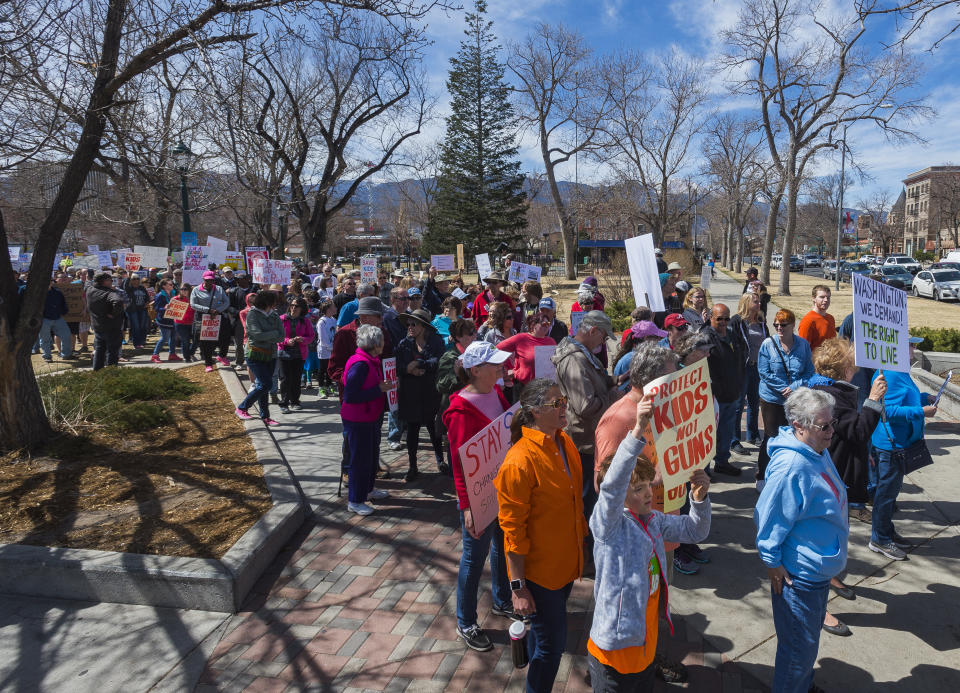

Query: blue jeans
[456,512,511,631]
[126,309,149,346]
[153,325,176,356]
[344,420,379,504]
[871,448,903,545]
[525,580,572,693]
[238,359,275,419]
[387,409,404,443]
[39,317,72,359]
[175,324,194,359]
[771,578,828,693]
[714,400,738,467]
[733,363,761,444]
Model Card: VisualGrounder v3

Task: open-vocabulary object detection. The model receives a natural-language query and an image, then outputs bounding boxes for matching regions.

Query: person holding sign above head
[797,285,837,353]
[442,340,514,653]
[868,336,936,562]
[495,379,588,693]
[588,394,711,693]
[470,272,515,323]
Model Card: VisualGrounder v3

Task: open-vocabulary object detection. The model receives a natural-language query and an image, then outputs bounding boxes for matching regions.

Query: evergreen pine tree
[423,0,527,258]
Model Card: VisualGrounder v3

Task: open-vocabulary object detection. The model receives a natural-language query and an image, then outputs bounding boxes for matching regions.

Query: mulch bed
[0,365,272,558]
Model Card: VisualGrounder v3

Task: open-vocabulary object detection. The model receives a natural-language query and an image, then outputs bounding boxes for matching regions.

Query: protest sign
[361,255,377,283]
[700,264,711,290]
[18,253,31,271]
[624,234,665,311]
[431,254,455,271]
[459,403,521,533]
[170,251,183,264]
[507,261,542,284]
[852,273,910,373]
[182,245,208,286]
[534,345,557,380]
[451,287,468,300]
[476,253,492,281]
[61,284,86,322]
[8,246,21,263]
[134,245,169,269]
[87,244,99,254]
[180,231,197,248]
[244,246,269,275]
[199,314,221,341]
[163,298,190,322]
[97,251,114,268]
[570,310,586,336]
[325,287,335,298]
[73,255,101,271]
[251,258,292,285]
[123,253,143,271]
[643,360,716,512]
[456,244,465,270]
[223,251,245,270]
[382,357,399,413]
[205,236,228,265]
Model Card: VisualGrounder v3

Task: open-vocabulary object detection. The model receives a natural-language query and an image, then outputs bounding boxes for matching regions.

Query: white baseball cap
[459,341,511,369]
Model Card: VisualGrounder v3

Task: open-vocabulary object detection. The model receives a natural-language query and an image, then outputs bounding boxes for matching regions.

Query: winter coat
[552,336,621,456]
[701,325,746,403]
[86,285,125,333]
[189,285,229,323]
[394,332,446,423]
[245,307,284,352]
[279,313,316,361]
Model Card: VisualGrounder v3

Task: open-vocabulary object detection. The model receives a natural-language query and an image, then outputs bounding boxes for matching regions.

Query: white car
[884,255,922,274]
[912,269,960,301]
[771,253,783,269]
[822,260,839,279]
[804,254,821,267]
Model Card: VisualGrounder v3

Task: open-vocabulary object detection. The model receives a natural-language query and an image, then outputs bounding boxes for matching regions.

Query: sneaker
[891,531,913,549]
[490,604,521,620]
[868,541,907,561]
[41,356,52,362]
[849,506,872,524]
[204,366,214,373]
[61,354,78,360]
[263,418,280,426]
[749,436,764,447]
[290,403,303,411]
[167,353,182,362]
[367,488,389,500]
[456,624,493,652]
[714,462,742,476]
[681,544,710,564]
[235,408,253,420]
[151,355,162,363]
[730,442,750,455]
[347,501,375,516]
[654,654,688,684]
[216,356,230,367]
[279,406,290,414]
[320,388,330,399]
[388,441,403,451]
[673,553,699,575]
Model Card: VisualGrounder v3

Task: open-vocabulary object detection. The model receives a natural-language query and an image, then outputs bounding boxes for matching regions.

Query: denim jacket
[758,335,814,405]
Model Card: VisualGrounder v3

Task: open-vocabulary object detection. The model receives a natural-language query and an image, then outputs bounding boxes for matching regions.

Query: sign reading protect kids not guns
[852,273,910,373]
[643,360,716,512]
[459,402,521,533]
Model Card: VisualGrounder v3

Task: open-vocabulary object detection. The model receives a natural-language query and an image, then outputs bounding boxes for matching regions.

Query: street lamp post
[834,124,848,292]
[171,142,193,247]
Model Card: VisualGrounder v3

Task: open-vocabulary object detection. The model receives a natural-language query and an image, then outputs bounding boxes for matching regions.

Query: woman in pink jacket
[278,297,316,413]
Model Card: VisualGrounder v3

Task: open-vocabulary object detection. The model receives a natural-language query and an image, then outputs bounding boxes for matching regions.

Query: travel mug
[509,619,529,669]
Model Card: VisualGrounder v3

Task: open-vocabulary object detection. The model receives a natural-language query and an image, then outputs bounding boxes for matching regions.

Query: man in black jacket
[701,303,746,475]
[538,297,569,343]
[86,272,126,370]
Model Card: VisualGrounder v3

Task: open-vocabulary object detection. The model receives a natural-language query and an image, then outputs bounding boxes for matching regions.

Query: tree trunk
[0,346,52,451]
[778,176,800,296]
[735,224,744,274]
[760,182,786,287]
[304,214,327,264]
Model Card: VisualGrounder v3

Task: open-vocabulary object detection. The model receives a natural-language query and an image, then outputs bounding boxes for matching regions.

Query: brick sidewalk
[196,450,766,693]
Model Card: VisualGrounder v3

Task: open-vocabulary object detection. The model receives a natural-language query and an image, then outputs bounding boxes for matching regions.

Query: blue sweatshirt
[754,426,848,585]
[758,335,814,405]
[870,370,929,451]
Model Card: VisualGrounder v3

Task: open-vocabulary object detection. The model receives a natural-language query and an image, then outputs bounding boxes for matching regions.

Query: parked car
[789,255,804,271]
[884,255,922,275]
[912,269,960,301]
[822,259,839,279]
[928,261,960,271]
[859,255,878,264]
[771,253,783,269]
[804,254,821,267]
[877,265,915,289]
[840,261,871,283]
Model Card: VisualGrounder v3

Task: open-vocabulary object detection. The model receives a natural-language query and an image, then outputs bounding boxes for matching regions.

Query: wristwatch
[510,579,525,592]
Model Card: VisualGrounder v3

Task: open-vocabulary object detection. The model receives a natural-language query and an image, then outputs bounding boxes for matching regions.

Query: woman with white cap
[442,340,515,652]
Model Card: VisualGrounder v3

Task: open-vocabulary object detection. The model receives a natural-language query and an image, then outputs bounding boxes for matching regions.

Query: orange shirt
[495,427,587,590]
[797,310,836,353]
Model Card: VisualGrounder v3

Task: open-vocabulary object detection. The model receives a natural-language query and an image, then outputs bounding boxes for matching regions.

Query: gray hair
[356,324,383,352]
[577,290,595,304]
[784,387,835,429]
[629,342,678,390]
[358,282,376,297]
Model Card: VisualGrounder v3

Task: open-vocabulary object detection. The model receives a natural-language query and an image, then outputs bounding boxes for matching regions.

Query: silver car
[912,269,960,301]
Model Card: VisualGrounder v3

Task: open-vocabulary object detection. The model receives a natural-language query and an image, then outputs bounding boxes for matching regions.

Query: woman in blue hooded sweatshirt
[755,388,847,693]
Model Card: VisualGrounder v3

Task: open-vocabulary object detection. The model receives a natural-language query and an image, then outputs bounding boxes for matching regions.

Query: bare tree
[798,175,844,258]
[722,0,931,294]
[856,0,960,48]
[858,189,899,255]
[508,23,611,279]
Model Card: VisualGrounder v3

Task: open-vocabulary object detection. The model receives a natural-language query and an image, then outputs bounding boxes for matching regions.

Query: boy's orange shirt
[797,310,836,352]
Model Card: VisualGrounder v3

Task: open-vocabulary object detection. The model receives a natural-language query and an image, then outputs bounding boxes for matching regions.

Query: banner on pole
[643,360,716,512]
[251,258,292,285]
[431,254,455,271]
[163,298,190,322]
[199,314,221,341]
[383,357,399,412]
[459,403,521,534]
[852,273,910,373]
[624,234,665,312]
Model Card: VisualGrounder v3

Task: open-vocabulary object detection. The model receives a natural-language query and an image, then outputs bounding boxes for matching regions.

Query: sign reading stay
[458,403,521,533]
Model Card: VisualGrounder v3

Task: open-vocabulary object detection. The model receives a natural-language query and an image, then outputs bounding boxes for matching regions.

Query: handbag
[880,407,934,474]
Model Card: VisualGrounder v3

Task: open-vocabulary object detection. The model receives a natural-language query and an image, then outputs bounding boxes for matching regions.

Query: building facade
[901,166,960,256]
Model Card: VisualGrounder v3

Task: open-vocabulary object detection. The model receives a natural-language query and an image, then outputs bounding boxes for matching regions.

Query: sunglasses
[809,419,838,432]
[773,322,794,328]
[542,395,568,409]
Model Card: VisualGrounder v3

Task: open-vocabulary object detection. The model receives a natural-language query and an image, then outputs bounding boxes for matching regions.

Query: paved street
[0,270,958,692]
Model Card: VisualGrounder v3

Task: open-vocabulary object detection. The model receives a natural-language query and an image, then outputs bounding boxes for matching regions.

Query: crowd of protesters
[12,251,940,693]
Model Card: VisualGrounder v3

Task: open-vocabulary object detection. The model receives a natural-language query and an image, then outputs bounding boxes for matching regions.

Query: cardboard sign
[180,231,198,248]
[206,236,228,265]
[507,261,542,284]
[123,253,143,271]
[163,298,190,322]
[382,357,399,412]
[458,403,521,533]
[361,256,377,284]
[534,345,557,380]
[134,245,169,269]
[251,258,292,286]
[852,273,910,373]
[431,254,455,271]
[700,264,711,290]
[456,244,465,270]
[199,314,221,341]
[643,360,716,512]
[62,284,86,322]
[624,234,665,311]
[476,253,492,281]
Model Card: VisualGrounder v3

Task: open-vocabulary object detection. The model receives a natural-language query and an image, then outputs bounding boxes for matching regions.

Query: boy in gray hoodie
[588,395,711,690]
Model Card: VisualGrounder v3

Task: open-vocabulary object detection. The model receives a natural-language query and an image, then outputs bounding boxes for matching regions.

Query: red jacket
[442,386,510,510]
[328,321,393,400]
[469,289,515,323]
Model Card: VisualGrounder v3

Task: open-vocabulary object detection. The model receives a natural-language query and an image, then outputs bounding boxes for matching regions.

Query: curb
[0,365,307,613]
[912,366,960,420]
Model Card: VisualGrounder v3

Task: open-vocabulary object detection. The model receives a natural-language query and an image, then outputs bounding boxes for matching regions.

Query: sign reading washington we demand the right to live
[852,273,910,373]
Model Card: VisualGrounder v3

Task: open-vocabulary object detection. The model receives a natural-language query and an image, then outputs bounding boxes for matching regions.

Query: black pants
[407,420,442,471]
[588,653,655,692]
[317,358,332,386]
[757,400,788,480]
[92,330,122,370]
[280,357,304,405]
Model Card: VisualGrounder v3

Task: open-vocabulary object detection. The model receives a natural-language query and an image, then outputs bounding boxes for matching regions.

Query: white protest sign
[361,256,377,284]
[451,287,468,300]
[73,255,101,271]
[431,254,455,271]
[205,236,228,265]
[251,258,292,286]
[97,251,114,268]
[534,345,557,380]
[507,261,542,284]
[18,253,32,271]
[200,314,222,341]
[182,246,208,286]
[134,245,169,269]
[325,287,335,298]
[382,357,399,412]
[123,253,143,271]
[852,273,910,373]
[624,234,665,311]
[459,403,521,533]
[8,246,21,264]
[643,360,715,512]
[476,253,492,281]
[87,244,99,254]
[570,309,586,336]
[170,251,184,264]
[700,264,712,290]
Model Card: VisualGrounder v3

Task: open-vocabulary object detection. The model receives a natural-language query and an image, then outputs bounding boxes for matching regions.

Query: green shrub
[908,327,960,353]
[606,299,636,332]
[112,402,174,432]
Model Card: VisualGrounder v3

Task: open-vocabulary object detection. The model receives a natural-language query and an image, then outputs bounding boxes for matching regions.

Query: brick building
[901,166,960,256]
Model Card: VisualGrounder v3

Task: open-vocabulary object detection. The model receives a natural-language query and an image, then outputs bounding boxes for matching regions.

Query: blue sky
[415,0,960,205]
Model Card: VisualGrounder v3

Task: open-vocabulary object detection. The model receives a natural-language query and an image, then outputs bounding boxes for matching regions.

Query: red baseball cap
[664,313,689,329]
